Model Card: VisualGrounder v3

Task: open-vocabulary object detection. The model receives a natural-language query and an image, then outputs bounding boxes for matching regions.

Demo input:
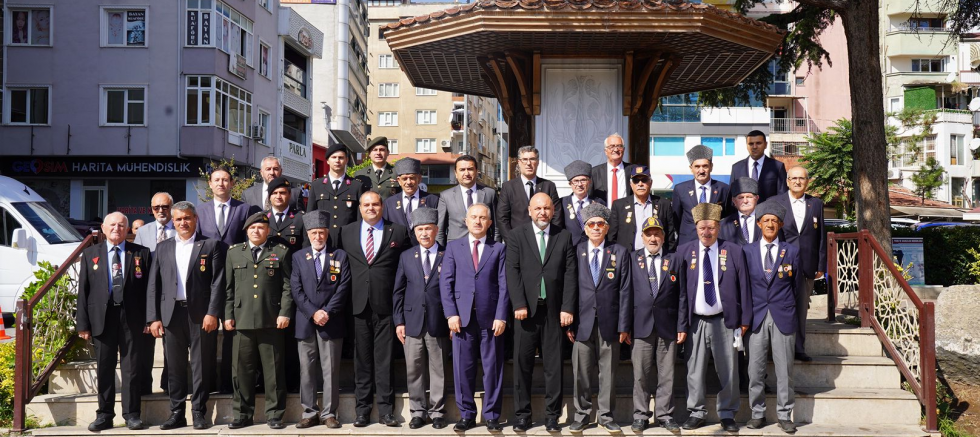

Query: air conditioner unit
[887,168,902,179]
[250,125,265,139]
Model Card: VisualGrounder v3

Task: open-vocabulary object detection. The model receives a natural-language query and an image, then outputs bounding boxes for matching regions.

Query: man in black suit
[338,191,412,427]
[558,160,605,247]
[147,201,227,430]
[382,158,439,245]
[729,131,787,203]
[591,133,632,204]
[497,146,561,240]
[720,177,763,246]
[76,212,152,431]
[609,165,674,252]
[307,144,367,242]
[672,145,732,246]
[506,192,577,432]
[242,156,303,211]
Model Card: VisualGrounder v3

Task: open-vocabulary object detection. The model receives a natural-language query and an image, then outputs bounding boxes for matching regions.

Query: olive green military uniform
[354,163,401,201]
[266,208,308,254]
[225,241,294,422]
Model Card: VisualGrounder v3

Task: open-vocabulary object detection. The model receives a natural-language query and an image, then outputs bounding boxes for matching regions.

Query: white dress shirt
[403,191,419,213]
[360,220,384,256]
[174,233,196,300]
[328,174,345,189]
[789,192,806,232]
[740,212,757,242]
[588,240,605,269]
[606,162,627,203]
[694,180,711,203]
[467,234,488,263]
[311,247,326,275]
[533,224,551,254]
[420,244,436,270]
[760,237,780,272]
[520,175,538,199]
[748,155,766,178]
[105,240,127,285]
[459,184,478,207]
[644,248,663,273]
[694,241,723,316]
[213,199,230,227]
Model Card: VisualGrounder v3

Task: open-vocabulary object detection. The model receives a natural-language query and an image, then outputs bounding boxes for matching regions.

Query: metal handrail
[827,230,937,432]
[13,230,101,433]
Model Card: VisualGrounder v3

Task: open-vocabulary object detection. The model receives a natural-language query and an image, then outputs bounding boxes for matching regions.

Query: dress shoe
[660,419,681,432]
[381,414,399,427]
[682,416,704,430]
[353,415,370,427]
[512,418,531,432]
[192,413,209,430]
[323,417,341,429]
[778,419,797,433]
[455,418,475,431]
[267,419,285,429]
[721,418,739,432]
[486,419,503,431]
[125,418,144,430]
[795,352,813,362]
[87,417,112,432]
[159,413,186,430]
[747,418,767,429]
[409,417,426,429]
[432,417,447,429]
[296,417,319,429]
[545,418,560,432]
[600,421,621,432]
[228,418,253,429]
[569,420,589,432]
[630,419,647,432]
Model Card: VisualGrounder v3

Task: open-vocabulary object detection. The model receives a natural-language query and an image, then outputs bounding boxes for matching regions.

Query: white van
[0,175,84,321]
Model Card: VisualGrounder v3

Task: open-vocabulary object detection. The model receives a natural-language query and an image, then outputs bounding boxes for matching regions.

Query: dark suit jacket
[729,157,788,203]
[147,234,227,326]
[744,240,799,335]
[573,242,632,342]
[719,212,764,246]
[496,177,561,240]
[557,195,605,247]
[771,193,827,278]
[677,239,751,331]
[440,237,509,329]
[608,195,675,252]
[505,224,577,318]
[197,199,260,247]
[671,179,732,246]
[382,191,440,245]
[393,245,449,338]
[630,249,687,341]
[436,184,500,246]
[243,183,302,211]
[77,242,152,337]
[590,161,633,203]
[307,174,367,232]
[290,246,351,340]
[338,220,411,316]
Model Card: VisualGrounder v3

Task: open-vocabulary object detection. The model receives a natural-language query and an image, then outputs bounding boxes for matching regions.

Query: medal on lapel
[637,254,644,270]
[813,216,818,229]
[200,259,207,272]
[420,198,426,207]
[567,203,575,220]
[626,211,632,224]
[690,250,697,270]
[397,200,402,210]
[778,265,784,279]
[134,256,143,279]
[93,256,100,270]
[719,249,728,271]
[305,252,312,260]
[662,258,670,272]
[688,190,694,197]
[786,264,793,277]
[607,272,614,280]
[610,253,616,268]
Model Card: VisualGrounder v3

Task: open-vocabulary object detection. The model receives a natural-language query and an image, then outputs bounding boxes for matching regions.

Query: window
[7,8,51,46]
[912,58,944,72]
[102,8,145,47]
[6,87,49,125]
[378,83,399,97]
[923,135,937,160]
[0,208,21,247]
[795,77,805,86]
[950,134,965,166]
[416,138,437,153]
[378,27,386,40]
[652,93,700,123]
[259,42,270,78]
[651,137,685,156]
[416,110,437,125]
[387,139,398,153]
[767,60,791,95]
[185,75,252,136]
[258,110,271,144]
[378,111,398,126]
[378,54,398,69]
[416,87,437,96]
[702,137,736,156]
[889,97,902,113]
[906,16,945,30]
[258,0,271,12]
[185,75,212,125]
[185,1,253,66]
[102,87,146,126]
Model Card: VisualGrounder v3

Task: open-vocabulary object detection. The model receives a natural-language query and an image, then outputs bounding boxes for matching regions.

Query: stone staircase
[28,307,931,436]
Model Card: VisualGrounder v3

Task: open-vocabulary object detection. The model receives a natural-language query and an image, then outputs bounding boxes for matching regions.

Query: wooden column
[623,52,680,168]
[479,52,539,180]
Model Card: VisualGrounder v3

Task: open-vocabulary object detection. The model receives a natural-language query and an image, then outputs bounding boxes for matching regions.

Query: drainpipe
[336,0,351,151]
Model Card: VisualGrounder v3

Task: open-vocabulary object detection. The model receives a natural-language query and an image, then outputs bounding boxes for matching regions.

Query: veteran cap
[266,176,292,197]
[366,136,389,152]
[303,210,330,230]
[630,165,651,179]
[641,216,664,232]
[410,207,438,228]
[691,203,722,223]
[686,145,713,164]
[394,157,422,176]
[580,203,610,224]
[732,177,759,196]
[755,200,787,222]
[563,160,592,181]
[243,211,270,229]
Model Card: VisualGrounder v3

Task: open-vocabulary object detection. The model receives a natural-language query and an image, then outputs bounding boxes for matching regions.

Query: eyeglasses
[151,205,171,211]
[605,144,625,150]
[570,178,590,186]
[585,221,608,228]
[518,158,539,164]
[788,177,808,182]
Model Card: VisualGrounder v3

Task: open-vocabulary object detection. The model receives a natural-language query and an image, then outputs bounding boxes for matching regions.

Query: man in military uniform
[354,137,400,201]
[224,212,294,430]
[307,144,366,246]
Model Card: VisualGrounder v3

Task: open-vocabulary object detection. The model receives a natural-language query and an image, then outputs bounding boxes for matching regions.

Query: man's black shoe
[192,412,209,430]
[267,419,285,430]
[486,419,503,432]
[159,413,186,430]
[545,418,560,432]
[381,414,399,427]
[600,422,621,432]
[630,419,647,432]
[512,418,531,432]
[682,416,704,430]
[409,417,426,429]
[454,418,475,431]
[433,417,448,429]
[570,420,589,432]
[747,418,767,429]
[125,418,144,430]
[721,418,739,432]
[353,415,370,427]
[87,417,112,432]
[778,419,798,433]
[795,352,813,362]
[228,418,253,429]
[660,419,681,432]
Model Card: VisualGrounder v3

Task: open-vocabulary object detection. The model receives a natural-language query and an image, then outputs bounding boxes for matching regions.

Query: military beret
[366,136,389,152]
[686,145,713,164]
[580,203,610,224]
[563,160,592,181]
[394,158,421,176]
[691,203,722,223]
[755,200,787,222]
[732,177,759,196]
[303,210,330,230]
[266,176,291,197]
[410,207,438,228]
[641,216,664,232]
[325,143,347,159]
[243,211,270,229]
[630,165,651,179]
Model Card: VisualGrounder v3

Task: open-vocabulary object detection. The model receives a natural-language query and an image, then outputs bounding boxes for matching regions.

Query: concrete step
[803,321,884,357]
[28,387,921,428]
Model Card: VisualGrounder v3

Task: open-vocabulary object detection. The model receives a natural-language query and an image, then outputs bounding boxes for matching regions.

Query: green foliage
[904,87,937,111]
[802,118,854,219]
[910,157,946,204]
[0,341,15,426]
[20,261,86,378]
[346,158,373,178]
[197,157,257,202]
[966,247,980,284]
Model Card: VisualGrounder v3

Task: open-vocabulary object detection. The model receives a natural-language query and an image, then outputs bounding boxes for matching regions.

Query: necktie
[423,249,432,279]
[252,246,262,263]
[611,168,619,203]
[472,240,480,269]
[649,254,659,295]
[217,203,226,234]
[703,247,716,307]
[111,246,123,304]
[276,212,284,225]
[466,188,473,207]
[590,248,600,286]
[314,252,322,280]
[526,181,534,201]
[157,225,166,243]
[538,230,547,299]
[765,243,775,281]
[742,215,751,242]
[577,200,585,226]
[333,180,341,192]
[405,196,413,223]
[264,187,271,210]
[365,227,376,264]
[699,186,707,204]
[376,169,383,180]
[752,161,760,181]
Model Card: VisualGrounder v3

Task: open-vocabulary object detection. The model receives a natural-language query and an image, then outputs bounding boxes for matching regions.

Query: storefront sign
[284,139,310,161]
[298,27,314,50]
[3,157,200,178]
[229,54,247,79]
[892,237,925,286]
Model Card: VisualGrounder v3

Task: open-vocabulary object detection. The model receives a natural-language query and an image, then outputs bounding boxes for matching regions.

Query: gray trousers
[572,323,621,424]
[748,311,795,421]
[685,315,739,420]
[631,333,676,422]
[297,335,343,420]
[796,276,814,355]
[404,332,450,419]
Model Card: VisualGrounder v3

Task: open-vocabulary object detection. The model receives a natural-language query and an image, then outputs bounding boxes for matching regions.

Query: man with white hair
[243,156,303,210]
[590,133,633,205]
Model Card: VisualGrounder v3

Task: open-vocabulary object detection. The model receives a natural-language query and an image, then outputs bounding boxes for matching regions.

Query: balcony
[884,31,957,56]
[284,61,307,99]
[771,141,809,157]
[283,124,307,145]
[770,118,813,134]
[925,109,974,124]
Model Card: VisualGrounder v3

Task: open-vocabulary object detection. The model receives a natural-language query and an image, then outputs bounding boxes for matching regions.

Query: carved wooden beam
[478,55,512,118]
[504,51,533,116]
[623,51,634,116]
[631,51,663,115]
[532,52,541,115]
[644,56,682,118]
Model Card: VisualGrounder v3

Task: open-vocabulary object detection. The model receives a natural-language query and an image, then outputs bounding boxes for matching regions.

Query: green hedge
[904,87,937,111]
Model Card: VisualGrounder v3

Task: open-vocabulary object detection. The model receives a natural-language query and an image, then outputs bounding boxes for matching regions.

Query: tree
[197,157,256,202]
[801,118,854,219]
[910,157,946,205]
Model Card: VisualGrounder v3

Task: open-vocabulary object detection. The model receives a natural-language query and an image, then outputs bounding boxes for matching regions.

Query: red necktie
[611,168,619,203]
[472,240,480,269]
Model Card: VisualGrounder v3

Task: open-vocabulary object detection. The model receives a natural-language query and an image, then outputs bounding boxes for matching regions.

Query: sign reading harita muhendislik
[2,156,200,178]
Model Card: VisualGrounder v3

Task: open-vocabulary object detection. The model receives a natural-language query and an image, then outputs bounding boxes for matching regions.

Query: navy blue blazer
[671,179,732,246]
[440,237,510,330]
[729,157,788,203]
[719,212,764,246]
[382,191,440,232]
[743,240,800,335]
[630,249,687,341]
[290,247,351,340]
[677,239,751,331]
[573,242,632,342]
[770,193,827,278]
[393,245,449,338]
[558,195,605,247]
[196,199,261,247]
